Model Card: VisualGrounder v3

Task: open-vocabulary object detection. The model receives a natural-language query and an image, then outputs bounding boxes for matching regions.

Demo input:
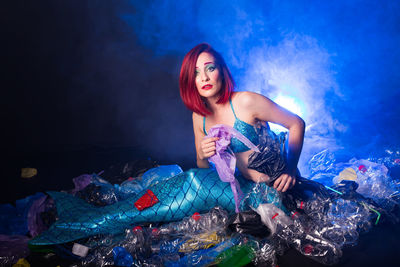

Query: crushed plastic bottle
[275,218,343,265]
[254,203,292,235]
[157,207,229,236]
[253,240,277,267]
[81,227,148,266]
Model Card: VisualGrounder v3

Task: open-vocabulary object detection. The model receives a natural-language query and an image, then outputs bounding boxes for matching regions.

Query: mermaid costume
[30,103,287,246]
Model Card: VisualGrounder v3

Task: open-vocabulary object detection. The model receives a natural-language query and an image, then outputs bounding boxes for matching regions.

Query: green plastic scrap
[216,244,256,267]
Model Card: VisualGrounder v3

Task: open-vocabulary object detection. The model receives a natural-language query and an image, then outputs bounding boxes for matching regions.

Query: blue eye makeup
[205,64,216,72]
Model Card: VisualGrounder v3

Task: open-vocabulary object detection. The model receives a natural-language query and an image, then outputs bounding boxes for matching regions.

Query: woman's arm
[238,92,305,191]
[192,112,218,168]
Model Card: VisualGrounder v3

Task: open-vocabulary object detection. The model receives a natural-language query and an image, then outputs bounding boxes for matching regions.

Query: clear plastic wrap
[275,218,343,265]
[140,165,183,188]
[369,148,400,169]
[308,149,400,216]
[253,240,277,267]
[323,198,371,247]
[114,179,144,200]
[81,228,148,266]
[240,181,286,213]
[255,203,292,235]
[157,207,229,236]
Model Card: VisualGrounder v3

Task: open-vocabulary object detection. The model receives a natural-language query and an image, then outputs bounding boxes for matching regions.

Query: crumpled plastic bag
[206,124,259,213]
[0,192,45,236]
[247,124,288,185]
[140,165,183,188]
[228,210,271,238]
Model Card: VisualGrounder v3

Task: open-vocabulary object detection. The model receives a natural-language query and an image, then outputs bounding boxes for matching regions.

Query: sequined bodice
[203,99,259,153]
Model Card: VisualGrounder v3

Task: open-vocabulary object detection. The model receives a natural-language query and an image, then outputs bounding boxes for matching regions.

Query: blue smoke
[120,0,400,171]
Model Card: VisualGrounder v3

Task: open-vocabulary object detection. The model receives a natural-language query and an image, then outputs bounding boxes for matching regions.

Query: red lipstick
[202,84,213,90]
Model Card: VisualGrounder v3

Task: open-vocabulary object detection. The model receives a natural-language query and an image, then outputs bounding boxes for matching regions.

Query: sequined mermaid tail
[30,168,261,245]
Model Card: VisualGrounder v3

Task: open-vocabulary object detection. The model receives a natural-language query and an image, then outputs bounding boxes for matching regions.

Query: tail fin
[29,191,98,245]
[49,191,96,218]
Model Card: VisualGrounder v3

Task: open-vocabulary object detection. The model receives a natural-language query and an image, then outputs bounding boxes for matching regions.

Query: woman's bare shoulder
[192,112,203,130]
[233,91,270,108]
[193,111,205,121]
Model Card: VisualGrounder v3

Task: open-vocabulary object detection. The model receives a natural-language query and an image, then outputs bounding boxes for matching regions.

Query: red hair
[179,43,235,116]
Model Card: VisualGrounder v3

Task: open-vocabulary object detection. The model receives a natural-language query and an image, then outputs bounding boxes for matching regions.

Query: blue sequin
[230,118,259,153]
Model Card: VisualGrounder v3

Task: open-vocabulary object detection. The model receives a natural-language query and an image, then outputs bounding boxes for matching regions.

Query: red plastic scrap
[192,212,201,221]
[134,189,159,211]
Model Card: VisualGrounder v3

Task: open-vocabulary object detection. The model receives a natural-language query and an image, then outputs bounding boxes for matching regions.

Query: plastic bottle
[157,207,229,236]
[120,226,149,259]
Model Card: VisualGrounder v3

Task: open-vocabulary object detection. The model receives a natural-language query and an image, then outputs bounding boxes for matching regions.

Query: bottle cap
[133,226,142,232]
[303,244,313,255]
[358,165,367,173]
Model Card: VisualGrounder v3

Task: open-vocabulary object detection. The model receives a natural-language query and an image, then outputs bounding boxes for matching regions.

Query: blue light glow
[120,0,400,170]
[269,94,306,133]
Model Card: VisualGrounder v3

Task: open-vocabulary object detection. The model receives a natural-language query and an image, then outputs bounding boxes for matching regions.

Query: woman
[180,43,305,193]
[30,43,306,246]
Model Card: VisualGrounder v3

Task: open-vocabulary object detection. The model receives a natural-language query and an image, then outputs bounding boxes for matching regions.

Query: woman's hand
[198,137,219,160]
[273,172,296,192]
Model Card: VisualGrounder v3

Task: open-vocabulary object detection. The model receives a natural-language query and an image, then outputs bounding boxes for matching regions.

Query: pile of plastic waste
[1,149,400,266]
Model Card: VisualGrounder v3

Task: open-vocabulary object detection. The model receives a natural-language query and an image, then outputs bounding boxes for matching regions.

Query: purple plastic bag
[0,235,30,265]
[71,174,93,194]
[27,195,49,237]
[0,192,44,236]
[207,124,259,212]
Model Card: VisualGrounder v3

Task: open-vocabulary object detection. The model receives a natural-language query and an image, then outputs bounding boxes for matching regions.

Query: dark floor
[4,147,400,267]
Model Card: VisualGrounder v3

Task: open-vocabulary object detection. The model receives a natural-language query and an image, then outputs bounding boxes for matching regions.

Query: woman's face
[195,52,222,99]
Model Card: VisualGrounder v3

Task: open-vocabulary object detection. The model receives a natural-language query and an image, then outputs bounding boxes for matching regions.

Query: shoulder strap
[229,98,238,119]
[203,116,207,134]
